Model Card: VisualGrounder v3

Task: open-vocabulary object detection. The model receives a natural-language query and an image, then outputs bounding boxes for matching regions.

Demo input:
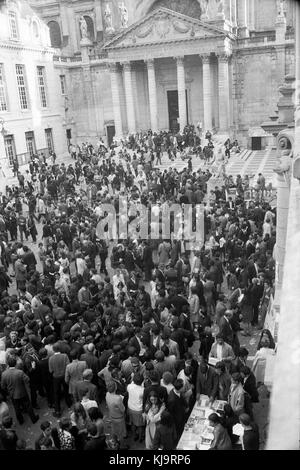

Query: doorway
[167,90,189,132]
[252,137,262,150]
[106,125,115,147]
[66,129,72,148]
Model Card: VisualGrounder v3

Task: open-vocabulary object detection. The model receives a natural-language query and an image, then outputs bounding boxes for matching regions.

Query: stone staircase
[225,148,278,186]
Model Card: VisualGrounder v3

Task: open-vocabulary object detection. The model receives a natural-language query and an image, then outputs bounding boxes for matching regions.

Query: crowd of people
[0,128,276,450]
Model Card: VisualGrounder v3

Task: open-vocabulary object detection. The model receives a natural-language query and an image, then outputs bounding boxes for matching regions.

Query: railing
[17,148,50,166]
[89,51,108,60]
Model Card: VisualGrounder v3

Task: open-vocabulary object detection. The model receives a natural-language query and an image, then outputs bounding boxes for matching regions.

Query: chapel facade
[29,0,297,149]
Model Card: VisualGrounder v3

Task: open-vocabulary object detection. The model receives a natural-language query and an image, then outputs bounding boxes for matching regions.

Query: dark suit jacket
[243,373,259,403]
[128,336,141,355]
[167,390,186,435]
[73,380,98,402]
[218,316,234,346]
[1,367,30,400]
[84,435,107,451]
[80,352,100,379]
[195,366,218,399]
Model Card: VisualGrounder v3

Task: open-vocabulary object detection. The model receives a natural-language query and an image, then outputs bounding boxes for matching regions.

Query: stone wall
[233,45,289,144]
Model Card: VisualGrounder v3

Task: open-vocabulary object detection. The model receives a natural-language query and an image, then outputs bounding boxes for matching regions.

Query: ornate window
[8,10,19,40]
[48,20,62,48]
[80,15,95,41]
[148,0,201,18]
[15,64,29,110]
[0,64,8,111]
[60,75,66,95]
[37,66,47,108]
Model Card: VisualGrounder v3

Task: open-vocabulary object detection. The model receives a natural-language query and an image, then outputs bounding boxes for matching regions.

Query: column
[176,56,187,131]
[201,54,212,132]
[295,0,300,144]
[109,63,123,140]
[239,0,249,37]
[122,61,136,134]
[275,174,290,292]
[217,53,231,132]
[146,59,158,132]
[248,0,256,30]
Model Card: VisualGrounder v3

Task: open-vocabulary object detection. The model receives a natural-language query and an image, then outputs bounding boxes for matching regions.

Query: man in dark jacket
[167,379,187,442]
[1,355,39,424]
[84,423,107,450]
[195,360,218,403]
[80,343,100,384]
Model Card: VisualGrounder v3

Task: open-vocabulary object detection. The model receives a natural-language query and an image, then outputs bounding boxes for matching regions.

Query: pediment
[104,7,228,50]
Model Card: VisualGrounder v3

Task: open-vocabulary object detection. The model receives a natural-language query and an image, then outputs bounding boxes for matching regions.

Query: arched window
[48,20,62,48]
[81,15,95,42]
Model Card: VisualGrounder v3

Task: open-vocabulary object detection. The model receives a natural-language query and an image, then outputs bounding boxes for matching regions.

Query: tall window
[45,128,54,152]
[25,131,36,157]
[37,66,47,108]
[0,64,8,111]
[4,135,16,166]
[60,75,66,95]
[9,11,19,40]
[48,21,62,48]
[16,65,28,110]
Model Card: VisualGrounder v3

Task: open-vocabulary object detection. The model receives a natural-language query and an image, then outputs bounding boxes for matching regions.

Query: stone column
[109,63,123,140]
[217,53,231,132]
[176,56,187,131]
[295,0,300,146]
[275,173,290,292]
[122,61,136,134]
[146,59,158,132]
[248,0,255,30]
[201,54,212,132]
[239,0,249,37]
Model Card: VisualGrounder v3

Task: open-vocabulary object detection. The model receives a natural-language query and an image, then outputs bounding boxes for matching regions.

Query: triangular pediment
[104,7,229,50]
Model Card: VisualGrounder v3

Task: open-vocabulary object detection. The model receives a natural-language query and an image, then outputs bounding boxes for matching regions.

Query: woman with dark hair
[257,329,275,350]
[88,407,104,437]
[152,410,177,450]
[143,390,165,449]
[70,402,89,449]
[228,373,245,417]
[52,417,75,450]
[219,404,239,444]
[208,412,232,450]
[252,334,276,386]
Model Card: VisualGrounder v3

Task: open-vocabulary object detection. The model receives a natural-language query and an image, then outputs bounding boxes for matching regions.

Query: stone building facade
[29,0,296,148]
[0,0,67,173]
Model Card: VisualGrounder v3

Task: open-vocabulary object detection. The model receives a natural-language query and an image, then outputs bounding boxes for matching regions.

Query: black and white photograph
[0,0,299,455]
